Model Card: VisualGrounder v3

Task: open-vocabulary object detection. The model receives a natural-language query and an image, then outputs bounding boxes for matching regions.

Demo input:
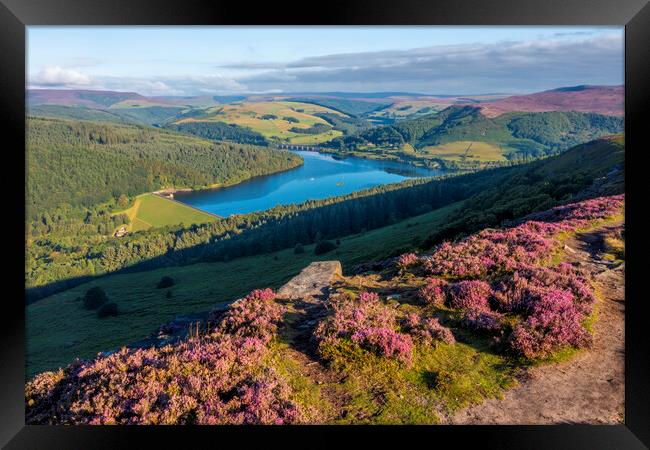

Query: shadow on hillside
[27,139,626,306]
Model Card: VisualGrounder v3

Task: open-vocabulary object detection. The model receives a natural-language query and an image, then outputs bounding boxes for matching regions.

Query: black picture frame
[2,0,649,447]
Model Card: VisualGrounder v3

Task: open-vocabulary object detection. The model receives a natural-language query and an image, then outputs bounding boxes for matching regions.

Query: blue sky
[27,26,624,96]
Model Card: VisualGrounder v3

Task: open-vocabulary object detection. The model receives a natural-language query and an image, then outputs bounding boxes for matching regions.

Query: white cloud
[28,71,248,96]
[30,65,92,87]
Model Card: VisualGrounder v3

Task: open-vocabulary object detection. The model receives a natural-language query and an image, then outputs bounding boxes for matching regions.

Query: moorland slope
[25,194,625,424]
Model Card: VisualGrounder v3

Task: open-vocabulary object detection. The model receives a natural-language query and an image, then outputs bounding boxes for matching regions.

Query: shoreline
[152,154,305,197]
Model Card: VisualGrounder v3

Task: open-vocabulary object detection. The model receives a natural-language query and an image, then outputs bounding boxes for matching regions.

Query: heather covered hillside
[26,194,624,424]
[27,89,163,109]
[479,85,624,118]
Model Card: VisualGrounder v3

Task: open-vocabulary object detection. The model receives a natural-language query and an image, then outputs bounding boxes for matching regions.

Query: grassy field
[176,101,345,145]
[116,193,218,232]
[420,141,509,163]
[27,201,464,378]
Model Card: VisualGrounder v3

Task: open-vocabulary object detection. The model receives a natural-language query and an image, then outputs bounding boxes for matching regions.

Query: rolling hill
[27,89,170,108]
[27,104,132,124]
[479,85,624,118]
[27,89,190,126]
[324,106,624,169]
[171,101,349,145]
[25,193,624,424]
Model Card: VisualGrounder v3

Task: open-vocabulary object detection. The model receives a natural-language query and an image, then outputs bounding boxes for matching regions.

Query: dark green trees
[97,302,119,318]
[83,287,109,309]
[157,276,175,289]
[314,241,337,255]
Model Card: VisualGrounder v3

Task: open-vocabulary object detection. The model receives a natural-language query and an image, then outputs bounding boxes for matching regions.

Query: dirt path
[448,222,625,424]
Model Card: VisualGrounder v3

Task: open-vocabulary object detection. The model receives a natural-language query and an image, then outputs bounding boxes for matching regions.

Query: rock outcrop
[277,261,342,300]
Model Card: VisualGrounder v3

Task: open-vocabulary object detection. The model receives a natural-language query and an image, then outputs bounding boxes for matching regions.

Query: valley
[25,83,626,425]
[26,132,624,377]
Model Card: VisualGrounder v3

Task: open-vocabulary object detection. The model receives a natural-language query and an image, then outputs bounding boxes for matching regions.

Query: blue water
[174,151,445,217]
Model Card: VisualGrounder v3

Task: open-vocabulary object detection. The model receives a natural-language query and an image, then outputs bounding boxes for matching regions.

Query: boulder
[277,261,342,300]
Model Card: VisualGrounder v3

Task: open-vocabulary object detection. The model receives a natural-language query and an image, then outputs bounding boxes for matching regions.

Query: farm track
[445,222,625,424]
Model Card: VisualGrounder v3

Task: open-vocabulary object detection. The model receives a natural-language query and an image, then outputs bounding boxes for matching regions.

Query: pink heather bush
[422,228,556,278]
[216,370,303,425]
[396,253,419,271]
[491,263,596,357]
[418,277,449,306]
[447,280,492,311]
[404,313,455,345]
[509,289,591,359]
[461,308,503,332]
[26,334,302,425]
[492,263,595,315]
[218,288,284,343]
[351,327,414,366]
[314,292,413,366]
[423,195,624,279]
[25,289,303,425]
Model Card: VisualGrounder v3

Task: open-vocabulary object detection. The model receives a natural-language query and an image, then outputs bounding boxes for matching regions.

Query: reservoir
[174,150,445,217]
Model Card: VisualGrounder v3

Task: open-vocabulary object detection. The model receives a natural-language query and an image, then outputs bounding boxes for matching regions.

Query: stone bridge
[277,144,323,152]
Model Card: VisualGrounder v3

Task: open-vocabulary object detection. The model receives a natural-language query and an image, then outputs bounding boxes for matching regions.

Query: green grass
[267,343,332,423]
[301,337,516,424]
[408,339,517,414]
[27,201,464,378]
[116,193,218,231]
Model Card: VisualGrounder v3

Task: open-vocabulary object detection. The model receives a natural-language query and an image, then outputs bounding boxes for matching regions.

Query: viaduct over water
[276,144,324,152]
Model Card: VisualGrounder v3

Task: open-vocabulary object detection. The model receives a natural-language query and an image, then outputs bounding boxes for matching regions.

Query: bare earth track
[447,223,625,424]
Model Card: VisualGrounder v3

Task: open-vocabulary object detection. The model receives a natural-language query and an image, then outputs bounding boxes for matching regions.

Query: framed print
[1,0,649,447]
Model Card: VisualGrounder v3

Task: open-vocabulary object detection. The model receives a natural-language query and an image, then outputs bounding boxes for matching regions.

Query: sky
[27,26,624,96]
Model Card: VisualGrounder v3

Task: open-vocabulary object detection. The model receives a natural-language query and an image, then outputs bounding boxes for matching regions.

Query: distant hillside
[323,106,624,169]
[27,104,130,124]
[286,97,391,117]
[28,89,191,126]
[28,103,188,127]
[479,85,624,117]
[27,89,170,108]
[150,95,246,107]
